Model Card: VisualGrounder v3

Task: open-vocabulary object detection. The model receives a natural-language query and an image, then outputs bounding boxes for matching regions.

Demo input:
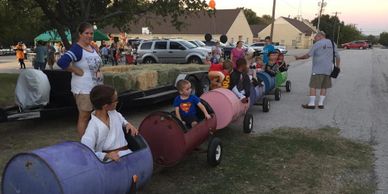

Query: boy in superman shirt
[174,80,211,128]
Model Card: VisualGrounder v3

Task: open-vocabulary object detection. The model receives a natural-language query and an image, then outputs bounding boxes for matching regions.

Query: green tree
[0,0,47,47]
[243,8,261,25]
[379,32,388,46]
[364,35,378,45]
[243,8,271,25]
[339,24,362,44]
[8,0,208,49]
[260,15,272,25]
[312,14,362,44]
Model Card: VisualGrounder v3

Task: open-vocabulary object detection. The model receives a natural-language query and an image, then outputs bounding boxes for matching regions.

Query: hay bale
[156,68,181,86]
[101,65,133,73]
[102,63,209,91]
[127,70,158,91]
[103,73,135,93]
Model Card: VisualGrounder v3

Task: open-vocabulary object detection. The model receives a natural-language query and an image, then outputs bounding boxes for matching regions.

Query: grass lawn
[141,127,376,194]
[0,73,18,107]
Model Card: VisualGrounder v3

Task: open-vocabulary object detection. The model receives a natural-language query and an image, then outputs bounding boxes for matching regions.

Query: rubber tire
[243,113,254,133]
[187,76,203,96]
[262,97,270,112]
[344,46,348,49]
[207,137,222,166]
[0,108,7,122]
[359,47,363,50]
[188,56,201,64]
[143,57,156,64]
[274,88,281,101]
[285,80,291,92]
[200,76,210,94]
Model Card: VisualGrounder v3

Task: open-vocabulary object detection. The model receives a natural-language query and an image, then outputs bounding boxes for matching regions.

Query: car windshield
[189,41,199,47]
[196,41,206,47]
[180,41,196,49]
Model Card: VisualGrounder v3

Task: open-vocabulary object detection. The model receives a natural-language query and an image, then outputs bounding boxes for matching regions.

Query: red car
[341,41,368,49]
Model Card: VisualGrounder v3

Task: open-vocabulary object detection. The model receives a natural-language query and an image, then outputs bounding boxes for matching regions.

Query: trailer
[0,70,210,122]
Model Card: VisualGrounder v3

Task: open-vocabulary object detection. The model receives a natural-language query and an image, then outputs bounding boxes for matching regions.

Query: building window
[292,40,297,47]
[281,40,285,44]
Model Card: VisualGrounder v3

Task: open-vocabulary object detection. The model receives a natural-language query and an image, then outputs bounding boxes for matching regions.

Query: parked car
[275,45,288,54]
[136,39,210,64]
[250,42,288,54]
[250,42,266,53]
[341,41,369,49]
[189,40,212,53]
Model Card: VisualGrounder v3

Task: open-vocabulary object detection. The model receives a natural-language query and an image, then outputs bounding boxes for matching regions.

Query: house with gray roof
[258,17,317,48]
[103,9,253,44]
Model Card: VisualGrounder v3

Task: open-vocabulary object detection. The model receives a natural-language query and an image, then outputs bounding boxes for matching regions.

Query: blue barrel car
[257,71,281,101]
[2,134,152,194]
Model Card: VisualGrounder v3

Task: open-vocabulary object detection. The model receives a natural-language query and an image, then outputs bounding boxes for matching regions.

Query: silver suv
[136,39,210,64]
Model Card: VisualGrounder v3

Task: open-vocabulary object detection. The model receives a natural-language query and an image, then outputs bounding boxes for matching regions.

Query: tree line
[0,2,387,48]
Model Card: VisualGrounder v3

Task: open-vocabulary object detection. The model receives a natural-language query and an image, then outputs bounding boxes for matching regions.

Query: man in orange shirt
[15,42,26,69]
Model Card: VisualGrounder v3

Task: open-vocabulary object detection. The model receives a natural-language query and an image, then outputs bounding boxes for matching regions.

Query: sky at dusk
[213,0,388,35]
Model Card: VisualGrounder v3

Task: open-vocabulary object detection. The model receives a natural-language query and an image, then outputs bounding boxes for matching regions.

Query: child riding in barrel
[265,51,280,77]
[229,58,251,103]
[174,80,211,128]
[81,84,138,162]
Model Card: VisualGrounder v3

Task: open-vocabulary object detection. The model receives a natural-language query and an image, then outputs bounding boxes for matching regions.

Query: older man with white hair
[295,31,341,109]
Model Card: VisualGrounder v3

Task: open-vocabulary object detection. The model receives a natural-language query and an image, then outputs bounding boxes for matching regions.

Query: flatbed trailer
[0,70,209,122]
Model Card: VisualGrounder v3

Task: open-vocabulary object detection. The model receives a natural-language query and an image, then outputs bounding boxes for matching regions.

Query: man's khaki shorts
[74,94,93,112]
[309,74,332,89]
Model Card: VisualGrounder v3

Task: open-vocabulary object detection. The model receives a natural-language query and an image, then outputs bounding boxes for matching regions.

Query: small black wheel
[285,80,291,92]
[187,76,203,96]
[262,97,270,112]
[243,113,253,133]
[207,137,222,166]
[143,57,156,64]
[274,88,281,101]
[0,108,7,122]
[188,56,202,64]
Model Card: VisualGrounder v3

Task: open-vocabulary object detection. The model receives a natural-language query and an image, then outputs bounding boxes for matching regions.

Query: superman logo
[180,102,192,113]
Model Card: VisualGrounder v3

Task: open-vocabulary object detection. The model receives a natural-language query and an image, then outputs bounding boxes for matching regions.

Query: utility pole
[317,0,326,30]
[270,0,277,39]
[332,12,341,41]
[336,25,341,45]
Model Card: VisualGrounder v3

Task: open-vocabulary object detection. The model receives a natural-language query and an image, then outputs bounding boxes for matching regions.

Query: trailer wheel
[187,76,203,96]
[243,113,253,133]
[285,80,291,92]
[200,76,210,94]
[262,97,270,112]
[0,108,7,122]
[207,137,222,166]
[274,88,281,101]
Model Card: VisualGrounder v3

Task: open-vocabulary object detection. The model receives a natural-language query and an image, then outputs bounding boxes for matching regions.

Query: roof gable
[281,17,316,36]
[250,24,266,36]
[103,9,242,35]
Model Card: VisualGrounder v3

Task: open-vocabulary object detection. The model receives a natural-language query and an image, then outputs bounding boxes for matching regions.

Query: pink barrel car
[139,88,253,167]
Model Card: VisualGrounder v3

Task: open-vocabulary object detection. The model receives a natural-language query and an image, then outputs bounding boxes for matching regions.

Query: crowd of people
[14,41,64,70]
[207,36,289,103]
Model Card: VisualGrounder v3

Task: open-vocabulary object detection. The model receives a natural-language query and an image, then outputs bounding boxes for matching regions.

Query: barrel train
[2,69,291,194]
